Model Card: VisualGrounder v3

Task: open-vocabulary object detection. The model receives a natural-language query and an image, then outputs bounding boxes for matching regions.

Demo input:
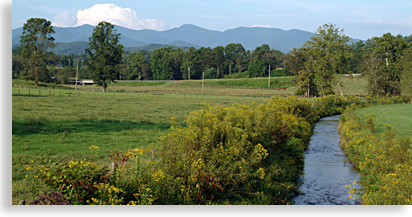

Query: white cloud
[343,16,412,39]
[75,3,167,30]
[52,12,77,27]
[251,24,270,28]
[394,16,412,28]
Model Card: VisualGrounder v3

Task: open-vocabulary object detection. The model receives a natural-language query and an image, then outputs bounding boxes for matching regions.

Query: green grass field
[354,103,412,139]
[12,82,273,204]
[11,75,369,204]
[62,74,368,97]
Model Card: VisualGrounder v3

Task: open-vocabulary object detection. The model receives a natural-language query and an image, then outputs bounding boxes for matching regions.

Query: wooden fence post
[152,148,156,160]
[28,90,30,95]
[111,162,116,173]
[18,89,19,95]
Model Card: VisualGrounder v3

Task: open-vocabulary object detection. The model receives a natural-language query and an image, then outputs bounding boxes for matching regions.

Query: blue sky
[12,0,412,40]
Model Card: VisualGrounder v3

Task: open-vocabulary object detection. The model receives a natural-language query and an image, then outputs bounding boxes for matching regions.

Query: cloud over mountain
[74,3,167,30]
[52,12,77,27]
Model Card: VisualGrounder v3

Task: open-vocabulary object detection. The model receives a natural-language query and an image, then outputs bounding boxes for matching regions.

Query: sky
[11,0,412,40]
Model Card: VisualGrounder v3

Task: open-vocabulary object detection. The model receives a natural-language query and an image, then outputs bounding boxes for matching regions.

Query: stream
[293,115,362,205]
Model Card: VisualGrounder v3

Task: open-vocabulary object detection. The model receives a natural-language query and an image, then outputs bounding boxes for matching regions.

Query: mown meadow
[13,76,411,205]
[64,75,369,98]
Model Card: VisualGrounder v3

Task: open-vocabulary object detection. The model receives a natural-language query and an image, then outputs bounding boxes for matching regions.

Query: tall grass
[339,103,412,205]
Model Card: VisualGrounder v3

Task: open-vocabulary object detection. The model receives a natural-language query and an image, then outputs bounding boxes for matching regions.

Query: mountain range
[12,24,318,54]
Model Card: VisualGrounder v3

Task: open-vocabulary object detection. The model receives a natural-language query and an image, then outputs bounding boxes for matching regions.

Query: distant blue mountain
[12,23,327,53]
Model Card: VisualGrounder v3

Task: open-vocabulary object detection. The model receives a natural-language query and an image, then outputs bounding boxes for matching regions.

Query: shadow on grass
[12,94,51,97]
[12,118,172,136]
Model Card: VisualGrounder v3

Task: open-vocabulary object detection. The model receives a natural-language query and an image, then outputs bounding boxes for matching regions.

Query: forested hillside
[12,23,318,53]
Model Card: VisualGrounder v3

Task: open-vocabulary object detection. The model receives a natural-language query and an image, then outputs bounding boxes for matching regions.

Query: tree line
[12,18,412,97]
[288,23,412,98]
[12,18,289,86]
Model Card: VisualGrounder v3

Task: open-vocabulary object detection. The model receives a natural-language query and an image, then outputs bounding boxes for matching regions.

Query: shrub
[88,183,124,205]
[38,160,110,205]
[365,94,407,105]
[150,98,313,204]
[29,191,71,205]
[339,109,412,205]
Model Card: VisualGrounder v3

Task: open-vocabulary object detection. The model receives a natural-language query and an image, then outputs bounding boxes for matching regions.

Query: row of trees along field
[289,24,412,98]
[12,18,412,97]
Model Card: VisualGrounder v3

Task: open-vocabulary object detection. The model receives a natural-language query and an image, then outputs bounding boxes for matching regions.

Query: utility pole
[188,67,190,80]
[268,65,270,88]
[75,59,79,93]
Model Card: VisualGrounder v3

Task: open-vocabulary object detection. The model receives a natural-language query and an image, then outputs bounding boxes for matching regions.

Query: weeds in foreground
[339,108,412,205]
[17,94,409,205]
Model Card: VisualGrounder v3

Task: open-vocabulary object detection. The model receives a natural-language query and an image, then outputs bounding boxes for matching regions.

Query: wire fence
[12,88,369,101]
[11,88,293,100]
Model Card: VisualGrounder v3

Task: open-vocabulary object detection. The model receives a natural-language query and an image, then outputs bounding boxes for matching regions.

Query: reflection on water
[293,115,362,205]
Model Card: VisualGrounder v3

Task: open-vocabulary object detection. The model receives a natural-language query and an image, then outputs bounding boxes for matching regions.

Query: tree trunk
[374,79,378,96]
[338,81,343,96]
[35,65,38,87]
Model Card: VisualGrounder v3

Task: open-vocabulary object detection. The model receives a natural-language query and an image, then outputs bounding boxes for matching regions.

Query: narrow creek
[293,115,362,205]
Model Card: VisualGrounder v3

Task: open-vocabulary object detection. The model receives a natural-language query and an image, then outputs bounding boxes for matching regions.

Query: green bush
[365,94,407,105]
[38,160,110,205]
[150,98,314,204]
[339,108,412,204]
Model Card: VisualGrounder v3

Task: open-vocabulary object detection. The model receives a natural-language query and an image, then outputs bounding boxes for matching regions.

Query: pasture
[354,103,412,139]
[11,75,369,204]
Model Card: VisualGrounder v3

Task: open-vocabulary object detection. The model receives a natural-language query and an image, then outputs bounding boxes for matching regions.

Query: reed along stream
[293,115,362,205]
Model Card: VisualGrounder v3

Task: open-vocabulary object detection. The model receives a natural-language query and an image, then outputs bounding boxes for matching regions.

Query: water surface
[293,115,361,205]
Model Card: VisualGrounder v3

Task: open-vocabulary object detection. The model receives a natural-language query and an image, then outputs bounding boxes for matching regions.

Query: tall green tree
[248,44,281,78]
[361,52,382,96]
[125,51,147,80]
[211,46,225,77]
[150,47,183,80]
[224,43,246,75]
[398,48,412,100]
[19,18,55,86]
[367,33,408,96]
[303,23,351,96]
[85,21,124,92]
[295,61,318,97]
[285,48,305,76]
[181,47,200,79]
[197,47,212,73]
